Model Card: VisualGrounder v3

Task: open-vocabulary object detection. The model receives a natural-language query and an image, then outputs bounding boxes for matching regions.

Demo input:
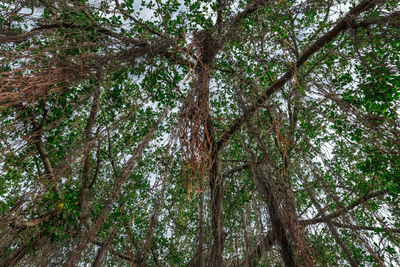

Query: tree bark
[195,191,205,267]
[208,117,225,267]
[79,86,100,220]
[191,30,223,266]
[250,164,297,267]
[247,118,314,266]
[209,165,224,266]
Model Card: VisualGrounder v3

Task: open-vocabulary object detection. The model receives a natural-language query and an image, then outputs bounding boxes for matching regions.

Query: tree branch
[215,0,384,154]
[301,189,388,225]
[332,222,400,234]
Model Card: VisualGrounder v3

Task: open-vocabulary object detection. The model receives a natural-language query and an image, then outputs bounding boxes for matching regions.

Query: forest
[1,0,400,266]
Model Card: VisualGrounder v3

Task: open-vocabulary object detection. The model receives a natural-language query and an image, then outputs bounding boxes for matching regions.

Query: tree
[1,0,400,265]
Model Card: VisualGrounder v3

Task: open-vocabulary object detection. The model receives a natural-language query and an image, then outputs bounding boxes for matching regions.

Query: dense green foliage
[1,0,400,266]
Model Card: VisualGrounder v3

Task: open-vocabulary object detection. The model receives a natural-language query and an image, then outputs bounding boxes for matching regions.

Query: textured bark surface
[250,165,297,267]
[79,86,100,220]
[195,191,205,267]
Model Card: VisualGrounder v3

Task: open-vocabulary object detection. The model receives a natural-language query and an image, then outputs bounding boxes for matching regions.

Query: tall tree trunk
[209,151,224,266]
[247,118,315,266]
[196,191,205,267]
[190,30,223,266]
[207,115,224,267]
[250,164,296,267]
[79,86,100,220]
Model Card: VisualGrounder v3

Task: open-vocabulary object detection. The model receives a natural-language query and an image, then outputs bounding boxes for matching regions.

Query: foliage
[1,0,400,266]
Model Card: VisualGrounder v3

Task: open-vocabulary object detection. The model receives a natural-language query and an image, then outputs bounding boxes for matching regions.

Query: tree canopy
[1,0,400,266]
